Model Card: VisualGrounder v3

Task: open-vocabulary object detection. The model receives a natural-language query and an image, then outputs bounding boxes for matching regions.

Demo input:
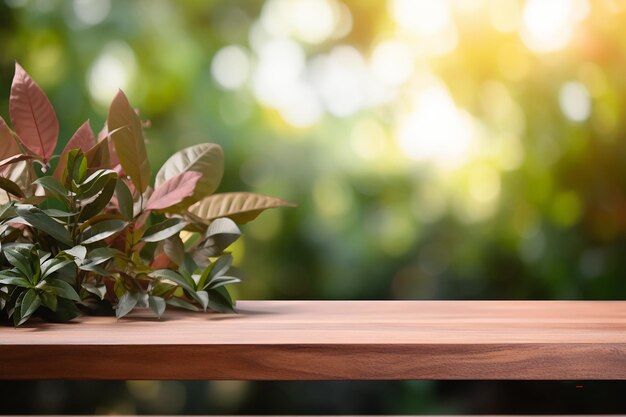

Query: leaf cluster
[0,63,294,325]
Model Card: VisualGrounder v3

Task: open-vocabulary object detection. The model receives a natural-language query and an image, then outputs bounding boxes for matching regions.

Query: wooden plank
[1,300,626,380]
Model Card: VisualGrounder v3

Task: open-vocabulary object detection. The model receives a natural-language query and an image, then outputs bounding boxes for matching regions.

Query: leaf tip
[113,89,129,103]
[14,61,24,75]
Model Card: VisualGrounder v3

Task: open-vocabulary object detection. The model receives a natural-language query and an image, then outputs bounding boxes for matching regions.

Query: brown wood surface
[1,300,626,380]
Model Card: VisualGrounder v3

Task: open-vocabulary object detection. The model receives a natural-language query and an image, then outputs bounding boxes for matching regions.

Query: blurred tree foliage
[2,0,626,413]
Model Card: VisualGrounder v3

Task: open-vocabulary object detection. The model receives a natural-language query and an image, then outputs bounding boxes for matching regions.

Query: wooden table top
[2,300,626,380]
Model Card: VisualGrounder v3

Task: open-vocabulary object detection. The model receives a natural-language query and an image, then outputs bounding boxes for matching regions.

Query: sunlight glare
[309,46,371,117]
[487,0,520,33]
[520,0,589,53]
[260,0,340,44]
[87,41,137,108]
[211,45,251,90]
[389,0,451,37]
[559,81,591,122]
[396,83,475,168]
[73,0,110,26]
[370,40,414,86]
[252,38,305,108]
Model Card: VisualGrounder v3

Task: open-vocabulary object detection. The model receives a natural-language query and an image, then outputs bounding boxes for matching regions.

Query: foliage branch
[0,63,293,325]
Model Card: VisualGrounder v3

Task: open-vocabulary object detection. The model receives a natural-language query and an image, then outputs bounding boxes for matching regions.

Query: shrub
[0,63,293,326]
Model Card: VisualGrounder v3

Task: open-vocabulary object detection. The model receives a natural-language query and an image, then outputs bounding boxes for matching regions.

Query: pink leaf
[0,154,33,169]
[0,116,20,161]
[96,122,120,167]
[97,122,108,142]
[52,120,96,180]
[107,90,150,192]
[145,171,202,211]
[63,120,95,153]
[9,63,59,163]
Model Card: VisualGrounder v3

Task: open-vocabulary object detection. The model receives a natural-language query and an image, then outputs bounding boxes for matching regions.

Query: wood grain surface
[1,300,626,380]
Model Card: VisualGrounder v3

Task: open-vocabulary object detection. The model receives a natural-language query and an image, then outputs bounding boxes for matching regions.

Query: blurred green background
[2,0,626,414]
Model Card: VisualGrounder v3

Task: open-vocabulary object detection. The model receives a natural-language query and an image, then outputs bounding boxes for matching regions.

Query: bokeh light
[396,82,475,168]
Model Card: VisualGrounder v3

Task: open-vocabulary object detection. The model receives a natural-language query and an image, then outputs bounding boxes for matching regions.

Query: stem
[68,194,78,244]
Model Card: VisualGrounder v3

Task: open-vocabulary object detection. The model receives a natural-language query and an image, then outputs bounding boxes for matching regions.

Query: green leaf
[151,280,176,298]
[16,205,72,245]
[166,297,200,311]
[33,176,68,203]
[207,286,235,313]
[182,253,198,275]
[0,274,31,287]
[0,177,24,198]
[78,169,116,199]
[199,255,232,290]
[43,209,78,218]
[40,291,57,312]
[207,276,241,290]
[3,245,36,278]
[199,218,241,258]
[38,250,52,263]
[78,263,110,275]
[64,245,87,262]
[163,235,185,266]
[116,291,139,318]
[188,192,296,224]
[194,290,209,311]
[141,218,187,242]
[85,247,121,265]
[82,282,107,300]
[115,179,134,219]
[154,143,224,206]
[81,219,127,244]
[150,269,195,292]
[40,258,73,279]
[108,90,151,192]
[79,176,116,221]
[148,295,166,318]
[39,297,80,322]
[18,289,41,325]
[65,149,88,187]
[42,279,80,301]
[210,254,233,279]
[0,201,16,219]
[11,290,25,324]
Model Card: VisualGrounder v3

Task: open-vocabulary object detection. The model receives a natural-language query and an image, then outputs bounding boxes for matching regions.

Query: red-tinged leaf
[96,123,120,167]
[188,192,296,224]
[84,136,111,170]
[9,63,58,163]
[53,121,96,180]
[0,154,33,169]
[97,123,108,142]
[151,252,171,269]
[107,90,150,192]
[0,161,31,203]
[145,171,202,211]
[63,120,96,153]
[108,135,120,167]
[0,116,20,161]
